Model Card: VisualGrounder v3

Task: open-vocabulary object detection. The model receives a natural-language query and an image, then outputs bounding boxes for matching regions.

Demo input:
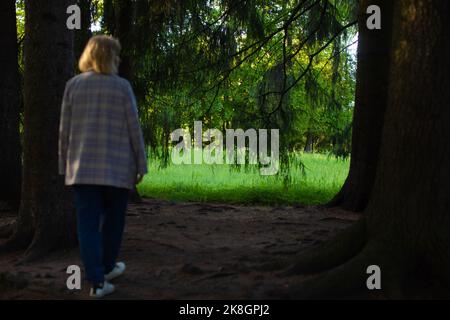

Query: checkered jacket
[58,71,148,190]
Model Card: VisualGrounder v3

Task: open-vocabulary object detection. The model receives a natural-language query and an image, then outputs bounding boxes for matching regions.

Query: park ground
[0,198,364,299]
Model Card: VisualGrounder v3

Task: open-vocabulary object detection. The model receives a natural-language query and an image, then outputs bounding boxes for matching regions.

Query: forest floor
[0,198,361,300]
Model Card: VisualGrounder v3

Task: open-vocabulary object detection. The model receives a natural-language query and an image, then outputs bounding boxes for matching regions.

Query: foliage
[15,0,357,185]
[99,0,358,175]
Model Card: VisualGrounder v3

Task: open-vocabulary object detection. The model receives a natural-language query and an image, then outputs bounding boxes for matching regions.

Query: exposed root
[0,226,32,255]
[271,243,405,299]
[326,177,370,212]
[17,233,61,265]
[282,251,371,299]
[326,184,346,209]
[281,219,367,276]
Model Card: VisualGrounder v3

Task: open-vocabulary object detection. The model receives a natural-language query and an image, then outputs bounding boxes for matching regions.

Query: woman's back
[59,71,147,189]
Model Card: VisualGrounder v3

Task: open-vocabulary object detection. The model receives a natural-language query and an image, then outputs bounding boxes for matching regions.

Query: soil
[0,198,360,300]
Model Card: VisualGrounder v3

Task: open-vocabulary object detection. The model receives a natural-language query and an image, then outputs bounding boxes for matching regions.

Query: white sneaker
[105,262,126,281]
[89,281,115,298]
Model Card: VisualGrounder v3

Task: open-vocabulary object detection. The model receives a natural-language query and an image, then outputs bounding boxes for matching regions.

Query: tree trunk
[304,132,314,153]
[282,0,450,299]
[4,0,77,258]
[114,0,135,83]
[111,0,142,203]
[364,0,450,296]
[103,0,116,35]
[328,0,394,212]
[74,0,92,63]
[0,0,22,210]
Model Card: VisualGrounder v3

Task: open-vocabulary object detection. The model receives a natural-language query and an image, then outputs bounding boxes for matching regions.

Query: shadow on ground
[0,198,359,299]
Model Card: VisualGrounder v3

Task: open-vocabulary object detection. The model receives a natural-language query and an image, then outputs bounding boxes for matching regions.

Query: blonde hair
[78,35,121,75]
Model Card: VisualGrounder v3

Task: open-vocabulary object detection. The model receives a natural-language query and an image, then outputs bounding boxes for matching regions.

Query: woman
[58,35,148,298]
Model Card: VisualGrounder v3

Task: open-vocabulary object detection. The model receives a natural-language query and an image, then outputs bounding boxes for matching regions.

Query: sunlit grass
[137,153,349,206]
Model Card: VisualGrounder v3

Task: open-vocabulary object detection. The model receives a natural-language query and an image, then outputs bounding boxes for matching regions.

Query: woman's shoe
[89,281,115,298]
[105,262,126,281]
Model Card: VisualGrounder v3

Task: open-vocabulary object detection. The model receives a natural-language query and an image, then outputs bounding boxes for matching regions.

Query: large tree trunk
[363,0,450,296]
[0,0,22,211]
[114,0,135,83]
[3,0,77,259]
[74,0,92,63]
[328,0,394,212]
[103,0,116,35]
[281,0,450,299]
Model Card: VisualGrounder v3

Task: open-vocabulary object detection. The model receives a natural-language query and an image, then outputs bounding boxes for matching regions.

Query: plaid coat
[58,71,148,190]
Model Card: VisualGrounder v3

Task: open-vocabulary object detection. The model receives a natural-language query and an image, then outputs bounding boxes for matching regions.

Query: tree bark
[111,0,143,203]
[328,0,394,212]
[364,0,450,296]
[283,0,450,299]
[114,0,135,83]
[103,0,116,35]
[4,0,77,258]
[74,0,92,63]
[0,0,22,210]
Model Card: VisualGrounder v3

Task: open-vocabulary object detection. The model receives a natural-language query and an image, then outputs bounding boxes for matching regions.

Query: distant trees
[0,0,22,211]
[108,0,358,168]
[3,0,77,259]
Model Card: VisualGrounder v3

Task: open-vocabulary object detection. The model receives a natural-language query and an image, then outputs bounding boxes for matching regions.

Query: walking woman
[58,35,148,298]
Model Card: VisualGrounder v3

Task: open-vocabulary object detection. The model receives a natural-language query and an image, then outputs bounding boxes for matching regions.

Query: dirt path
[0,198,359,299]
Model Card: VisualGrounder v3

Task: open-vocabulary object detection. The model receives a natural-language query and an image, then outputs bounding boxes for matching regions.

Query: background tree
[0,0,22,211]
[103,0,143,201]
[2,0,77,259]
[328,0,394,212]
[114,0,135,81]
[74,0,93,62]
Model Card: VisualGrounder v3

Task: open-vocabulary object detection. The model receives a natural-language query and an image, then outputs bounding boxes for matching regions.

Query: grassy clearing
[137,153,349,206]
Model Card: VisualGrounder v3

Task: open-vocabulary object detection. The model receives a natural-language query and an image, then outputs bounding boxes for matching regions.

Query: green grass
[137,153,349,206]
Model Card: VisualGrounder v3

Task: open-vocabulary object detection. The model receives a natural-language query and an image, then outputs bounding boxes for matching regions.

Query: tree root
[326,184,346,208]
[18,244,53,265]
[281,219,367,276]
[270,243,406,299]
[17,232,64,265]
[0,226,32,255]
[326,178,369,212]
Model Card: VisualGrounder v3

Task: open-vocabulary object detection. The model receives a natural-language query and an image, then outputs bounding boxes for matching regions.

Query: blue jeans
[72,185,129,285]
